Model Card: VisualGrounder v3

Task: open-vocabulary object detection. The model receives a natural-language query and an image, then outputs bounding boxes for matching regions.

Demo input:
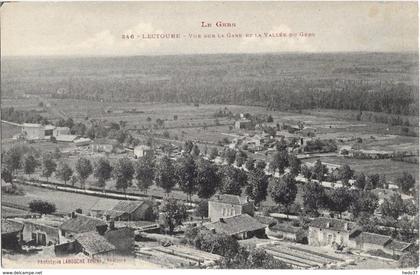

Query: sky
[1,1,418,56]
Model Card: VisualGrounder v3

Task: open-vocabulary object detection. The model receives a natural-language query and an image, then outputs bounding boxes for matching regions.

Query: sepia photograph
[1,1,419,271]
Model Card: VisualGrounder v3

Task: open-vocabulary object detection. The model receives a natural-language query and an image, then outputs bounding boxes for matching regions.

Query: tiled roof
[90,199,120,211]
[384,239,412,251]
[2,219,24,234]
[310,217,357,232]
[60,214,107,233]
[112,200,150,214]
[103,210,126,219]
[204,214,265,236]
[352,232,392,246]
[209,194,251,205]
[75,231,115,255]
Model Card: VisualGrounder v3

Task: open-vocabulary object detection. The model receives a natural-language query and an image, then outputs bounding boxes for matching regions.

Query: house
[22,123,44,140]
[266,223,302,241]
[1,179,13,193]
[90,138,118,153]
[133,145,152,158]
[16,216,64,246]
[204,214,266,239]
[74,231,116,257]
[1,219,24,250]
[208,194,254,222]
[59,213,108,239]
[235,119,253,130]
[308,217,359,247]
[53,127,70,137]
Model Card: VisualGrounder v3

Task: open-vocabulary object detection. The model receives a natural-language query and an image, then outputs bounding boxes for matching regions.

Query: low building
[44,125,56,137]
[266,223,302,241]
[348,232,392,251]
[235,119,253,130]
[204,214,265,239]
[55,134,78,143]
[108,200,154,221]
[133,145,152,158]
[74,231,116,258]
[1,219,24,250]
[74,137,92,146]
[208,194,254,222]
[53,127,70,137]
[308,217,359,247]
[383,239,413,256]
[16,216,63,246]
[90,138,118,153]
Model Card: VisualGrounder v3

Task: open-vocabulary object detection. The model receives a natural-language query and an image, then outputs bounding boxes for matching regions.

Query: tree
[379,174,388,189]
[3,147,22,175]
[175,155,198,202]
[354,173,366,190]
[219,166,247,195]
[70,175,78,186]
[184,140,194,154]
[1,169,13,183]
[42,154,57,182]
[337,164,354,186]
[191,144,200,158]
[326,187,352,218]
[209,147,219,160]
[269,150,289,174]
[245,167,269,205]
[196,159,220,199]
[312,160,327,181]
[270,174,298,218]
[75,157,93,188]
[256,160,266,170]
[349,190,379,218]
[301,165,312,180]
[399,247,419,268]
[380,193,406,222]
[56,162,73,185]
[195,199,208,219]
[155,155,176,194]
[223,149,236,165]
[23,154,38,175]
[113,157,135,194]
[159,198,188,234]
[245,158,255,171]
[135,155,155,194]
[302,181,327,216]
[288,154,301,176]
[94,158,113,190]
[396,172,416,194]
[29,200,56,215]
[367,174,380,189]
[235,150,247,167]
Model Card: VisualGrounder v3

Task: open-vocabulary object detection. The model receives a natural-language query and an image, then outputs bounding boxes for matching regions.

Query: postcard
[1,1,418,271]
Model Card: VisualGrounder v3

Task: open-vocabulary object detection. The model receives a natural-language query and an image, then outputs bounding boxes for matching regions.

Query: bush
[28,200,56,215]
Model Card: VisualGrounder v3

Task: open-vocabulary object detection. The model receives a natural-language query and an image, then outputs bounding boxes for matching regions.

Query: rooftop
[271,223,302,234]
[310,217,357,232]
[2,219,24,234]
[384,239,412,252]
[204,214,265,236]
[112,200,152,214]
[60,214,107,233]
[209,194,252,205]
[75,231,116,255]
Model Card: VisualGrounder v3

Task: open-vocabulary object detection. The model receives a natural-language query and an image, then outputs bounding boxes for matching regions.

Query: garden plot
[262,243,345,269]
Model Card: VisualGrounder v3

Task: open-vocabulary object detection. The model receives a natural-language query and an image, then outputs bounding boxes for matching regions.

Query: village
[1,104,418,269]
